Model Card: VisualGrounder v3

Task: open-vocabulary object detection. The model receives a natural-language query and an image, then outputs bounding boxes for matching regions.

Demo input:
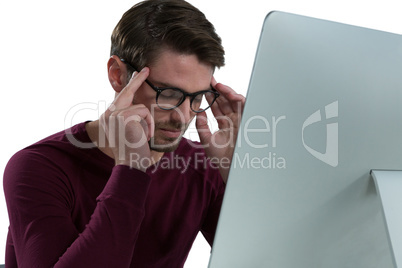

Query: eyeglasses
[120,59,220,113]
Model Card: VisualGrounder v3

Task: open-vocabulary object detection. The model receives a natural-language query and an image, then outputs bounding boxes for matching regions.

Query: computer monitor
[208,11,402,268]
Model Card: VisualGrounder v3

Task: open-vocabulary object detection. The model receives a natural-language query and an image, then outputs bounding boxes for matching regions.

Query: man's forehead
[146,53,214,93]
[147,77,213,93]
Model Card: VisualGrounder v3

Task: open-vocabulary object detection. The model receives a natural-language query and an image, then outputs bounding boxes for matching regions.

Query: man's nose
[170,97,194,123]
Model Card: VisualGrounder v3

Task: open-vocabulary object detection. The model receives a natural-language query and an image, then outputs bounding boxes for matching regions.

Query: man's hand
[100,68,154,171]
[196,79,246,183]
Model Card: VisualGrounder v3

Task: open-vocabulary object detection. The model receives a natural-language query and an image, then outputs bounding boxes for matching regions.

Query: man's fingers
[211,77,218,87]
[112,67,150,110]
[214,82,245,114]
[126,105,155,140]
[196,111,212,144]
[109,104,155,140]
[214,86,235,115]
[206,93,224,119]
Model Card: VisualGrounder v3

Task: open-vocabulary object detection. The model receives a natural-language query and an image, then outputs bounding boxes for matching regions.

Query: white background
[1,0,402,266]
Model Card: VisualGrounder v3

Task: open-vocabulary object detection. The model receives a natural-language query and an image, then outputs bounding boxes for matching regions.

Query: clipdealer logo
[302,101,339,167]
[236,100,339,169]
[62,99,339,169]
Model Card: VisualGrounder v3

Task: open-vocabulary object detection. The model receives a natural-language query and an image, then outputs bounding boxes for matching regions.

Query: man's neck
[85,120,164,166]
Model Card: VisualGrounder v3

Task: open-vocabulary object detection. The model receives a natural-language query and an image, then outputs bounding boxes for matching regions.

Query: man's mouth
[158,128,183,139]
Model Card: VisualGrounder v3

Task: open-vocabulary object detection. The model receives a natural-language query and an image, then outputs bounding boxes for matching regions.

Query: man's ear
[107,55,129,93]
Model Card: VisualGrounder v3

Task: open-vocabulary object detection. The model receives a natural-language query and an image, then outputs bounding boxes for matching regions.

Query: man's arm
[4,63,155,267]
[4,150,150,267]
[200,178,225,246]
[196,79,246,183]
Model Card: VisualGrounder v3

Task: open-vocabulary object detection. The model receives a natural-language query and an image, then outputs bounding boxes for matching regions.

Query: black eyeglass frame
[120,58,220,113]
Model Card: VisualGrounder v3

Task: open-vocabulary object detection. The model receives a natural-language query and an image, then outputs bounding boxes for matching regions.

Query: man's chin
[148,136,182,152]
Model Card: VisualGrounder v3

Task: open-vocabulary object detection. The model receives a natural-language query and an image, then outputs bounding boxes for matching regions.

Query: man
[3,0,245,267]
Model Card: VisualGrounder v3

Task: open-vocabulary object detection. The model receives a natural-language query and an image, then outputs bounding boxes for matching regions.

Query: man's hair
[111,0,225,74]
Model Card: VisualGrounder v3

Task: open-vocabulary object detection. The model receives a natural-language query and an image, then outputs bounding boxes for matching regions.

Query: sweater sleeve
[3,150,150,268]
[200,169,226,247]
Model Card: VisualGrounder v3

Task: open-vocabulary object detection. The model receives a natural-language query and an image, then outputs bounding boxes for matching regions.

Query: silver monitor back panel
[209,11,402,268]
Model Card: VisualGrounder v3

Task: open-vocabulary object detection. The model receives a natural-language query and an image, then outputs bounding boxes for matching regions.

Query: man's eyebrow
[150,80,177,88]
[149,79,213,93]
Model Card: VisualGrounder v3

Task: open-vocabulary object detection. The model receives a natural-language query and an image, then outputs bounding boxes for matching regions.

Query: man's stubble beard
[148,120,190,152]
[148,137,180,152]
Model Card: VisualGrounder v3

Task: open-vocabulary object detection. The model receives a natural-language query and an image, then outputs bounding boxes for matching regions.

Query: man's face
[131,49,214,152]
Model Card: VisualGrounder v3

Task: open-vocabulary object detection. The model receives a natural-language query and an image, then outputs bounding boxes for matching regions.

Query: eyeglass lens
[157,89,216,112]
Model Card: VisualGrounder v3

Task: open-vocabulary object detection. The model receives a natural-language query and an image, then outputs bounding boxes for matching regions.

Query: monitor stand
[371,170,402,268]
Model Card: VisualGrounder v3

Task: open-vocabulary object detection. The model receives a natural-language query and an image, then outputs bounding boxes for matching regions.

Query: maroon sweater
[3,122,225,267]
